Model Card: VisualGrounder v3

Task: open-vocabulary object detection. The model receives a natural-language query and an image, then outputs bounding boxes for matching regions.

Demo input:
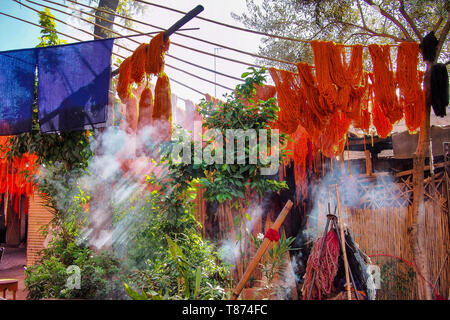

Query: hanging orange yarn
[397,41,424,133]
[117,56,132,102]
[289,126,309,201]
[315,111,352,158]
[296,62,332,139]
[311,41,366,121]
[368,44,403,124]
[145,32,170,76]
[130,43,148,84]
[0,136,38,225]
[254,84,276,101]
[125,91,139,134]
[352,72,372,132]
[369,72,392,138]
[269,68,303,134]
[310,41,342,113]
[137,86,154,131]
[152,72,172,141]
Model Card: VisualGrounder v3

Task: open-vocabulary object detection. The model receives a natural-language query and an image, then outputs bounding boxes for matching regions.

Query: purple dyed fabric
[0,48,36,135]
[37,39,114,133]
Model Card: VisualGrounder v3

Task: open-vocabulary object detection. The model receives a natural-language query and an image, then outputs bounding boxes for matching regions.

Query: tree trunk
[88,0,119,252]
[409,61,433,300]
[94,0,120,39]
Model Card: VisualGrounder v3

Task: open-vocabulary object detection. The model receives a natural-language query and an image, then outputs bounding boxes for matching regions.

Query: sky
[0,0,266,104]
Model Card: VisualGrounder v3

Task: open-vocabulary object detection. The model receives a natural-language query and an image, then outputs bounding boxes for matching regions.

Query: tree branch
[364,0,412,40]
[357,0,367,29]
[398,0,423,41]
[338,20,403,42]
[433,16,444,33]
[436,12,450,61]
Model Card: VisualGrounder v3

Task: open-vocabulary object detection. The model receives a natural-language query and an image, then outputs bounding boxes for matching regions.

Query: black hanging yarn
[420,31,439,63]
[430,63,449,117]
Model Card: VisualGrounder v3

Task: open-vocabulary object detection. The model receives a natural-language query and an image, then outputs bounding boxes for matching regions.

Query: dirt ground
[0,246,28,300]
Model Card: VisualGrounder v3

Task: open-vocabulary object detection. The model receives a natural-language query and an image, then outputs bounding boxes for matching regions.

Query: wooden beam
[394,161,450,177]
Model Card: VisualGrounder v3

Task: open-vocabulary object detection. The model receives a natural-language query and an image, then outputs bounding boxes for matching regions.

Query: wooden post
[365,149,372,176]
[230,200,293,300]
[410,60,433,300]
[335,185,352,300]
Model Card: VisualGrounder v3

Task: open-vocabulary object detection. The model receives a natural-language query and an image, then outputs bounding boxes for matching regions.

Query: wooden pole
[335,184,352,300]
[230,200,293,300]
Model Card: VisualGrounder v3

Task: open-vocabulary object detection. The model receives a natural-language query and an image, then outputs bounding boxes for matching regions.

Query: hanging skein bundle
[368,44,403,124]
[130,43,148,84]
[145,32,170,76]
[290,126,309,201]
[397,42,425,132]
[430,63,449,117]
[368,73,393,138]
[316,111,352,158]
[296,62,327,137]
[117,57,132,102]
[269,68,302,134]
[137,86,154,131]
[352,72,371,132]
[152,72,172,141]
[302,229,340,300]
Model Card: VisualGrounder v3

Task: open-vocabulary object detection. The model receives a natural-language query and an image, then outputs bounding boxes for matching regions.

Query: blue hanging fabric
[0,48,37,135]
[37,38,114,133]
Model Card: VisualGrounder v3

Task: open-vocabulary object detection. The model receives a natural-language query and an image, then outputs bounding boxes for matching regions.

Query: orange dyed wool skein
[152,72,172,141]
[138,86,154,131]
[117,57,132,102]
[269,68,302,134]
[368,44,403,124]
[397,41,424,133]
[145,32,170,76]
[130,43,148,84]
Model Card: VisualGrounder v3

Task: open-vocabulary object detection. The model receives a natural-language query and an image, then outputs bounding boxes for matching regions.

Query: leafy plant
[25,229,126,300]
[249,232,296,288]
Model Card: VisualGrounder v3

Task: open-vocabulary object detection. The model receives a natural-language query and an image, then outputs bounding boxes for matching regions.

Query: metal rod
[111,5,204,78]
[163,5,204,41]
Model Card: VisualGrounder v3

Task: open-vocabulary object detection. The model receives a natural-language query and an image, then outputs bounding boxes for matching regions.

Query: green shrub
[25,230,126,300]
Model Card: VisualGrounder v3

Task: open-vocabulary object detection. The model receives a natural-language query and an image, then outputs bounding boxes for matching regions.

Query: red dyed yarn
[302,230,340,300]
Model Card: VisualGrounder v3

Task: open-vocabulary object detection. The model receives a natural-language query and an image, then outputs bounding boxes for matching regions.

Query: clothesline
[0,11,209,98]
[56,0,297,67]
[135,0,401,48]
[17,0,243,89]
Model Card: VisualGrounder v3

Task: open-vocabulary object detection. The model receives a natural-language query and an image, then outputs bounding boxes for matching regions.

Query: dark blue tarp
[37,38,114,133]
[0,48,37,135]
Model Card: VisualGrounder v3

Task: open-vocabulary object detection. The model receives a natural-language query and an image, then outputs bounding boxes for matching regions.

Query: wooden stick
[230,200,293,300]
[335,185,352,300]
